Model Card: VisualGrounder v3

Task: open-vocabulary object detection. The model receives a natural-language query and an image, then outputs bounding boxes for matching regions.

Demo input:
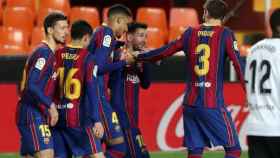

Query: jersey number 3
[58,68,81,100]
[195,44,210,76]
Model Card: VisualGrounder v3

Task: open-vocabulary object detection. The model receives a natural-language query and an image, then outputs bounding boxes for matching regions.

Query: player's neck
[44,36,57,53]
[204,19,222,26]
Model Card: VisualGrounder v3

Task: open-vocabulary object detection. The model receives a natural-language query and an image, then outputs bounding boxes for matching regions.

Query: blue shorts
[53,126,103,157]
[183,106,240,149]
[123,128,150,158]
[18,118,53,156]
[99,98,124,142]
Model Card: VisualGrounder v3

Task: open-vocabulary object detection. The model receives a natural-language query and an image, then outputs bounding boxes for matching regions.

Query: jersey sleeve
[136,63,151,89]
[85,60,101,123]
[88,27,126,75]
[137,28,192,62]
[27,50,53,108]
[225,29,246,90]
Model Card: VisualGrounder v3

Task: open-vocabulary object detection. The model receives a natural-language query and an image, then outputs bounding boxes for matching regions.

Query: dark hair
[107,4,132,18]
[44,12,67,34]
[204,0,228,20]
[270,8,280,34]
[127,22,147,34]
[71,20,93,40]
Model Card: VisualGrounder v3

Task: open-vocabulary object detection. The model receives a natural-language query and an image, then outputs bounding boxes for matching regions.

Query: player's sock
[224,146,241,158]
[187,148,203,158]
[105,142,127,158]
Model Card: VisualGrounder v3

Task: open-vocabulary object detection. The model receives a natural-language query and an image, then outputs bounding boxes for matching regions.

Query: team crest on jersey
[93,65,98,77]
[233,41,239,51]
[43,137,50,144]
[103,35,111,47]
[35,58,46,70]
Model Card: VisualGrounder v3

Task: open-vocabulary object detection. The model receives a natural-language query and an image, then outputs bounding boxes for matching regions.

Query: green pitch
[0,151,248,158]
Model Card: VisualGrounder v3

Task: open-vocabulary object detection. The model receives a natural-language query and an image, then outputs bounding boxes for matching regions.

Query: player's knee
[88,152,105,158]
[34,149,54,158]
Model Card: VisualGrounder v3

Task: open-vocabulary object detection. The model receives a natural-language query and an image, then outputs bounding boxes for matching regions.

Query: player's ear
[47,27,54,35]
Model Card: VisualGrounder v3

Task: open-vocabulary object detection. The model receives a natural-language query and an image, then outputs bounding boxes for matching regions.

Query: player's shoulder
[94,25,113,36]
[250,38,280,54]
[31,42,53,59]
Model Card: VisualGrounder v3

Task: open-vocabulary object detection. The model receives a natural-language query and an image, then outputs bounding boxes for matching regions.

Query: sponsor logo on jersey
[35,58,46,70]
[126,74,140,84]
[194,81,212,88]
[61,53,79,60]
[103,35,112,47]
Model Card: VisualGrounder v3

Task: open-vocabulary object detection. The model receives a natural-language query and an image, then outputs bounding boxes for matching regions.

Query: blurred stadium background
[0,0,279,157]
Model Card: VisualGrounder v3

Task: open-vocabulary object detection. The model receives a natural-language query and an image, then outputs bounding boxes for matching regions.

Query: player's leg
[187,148,203,158]
[247,136,270,158]
[18,118,54,158]
[52,128,72,158]
[123,128,150,158]
[60,127,104,158]
[183,106,208,158]
[221,108,241,158]
[100,102,127,158]
[265,136,280,158]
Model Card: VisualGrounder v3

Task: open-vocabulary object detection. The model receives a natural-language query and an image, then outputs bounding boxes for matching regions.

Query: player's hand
[125,51,135,64]
[48,103,59,126]
[93,122,104,138]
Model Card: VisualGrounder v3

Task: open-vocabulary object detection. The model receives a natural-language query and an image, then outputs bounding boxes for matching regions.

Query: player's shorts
[99,97,124,143]
[53,126,103,157]
[182,105,240,149]
[17,117,53,156]
[123,127,150,158]
[248,135,280,158]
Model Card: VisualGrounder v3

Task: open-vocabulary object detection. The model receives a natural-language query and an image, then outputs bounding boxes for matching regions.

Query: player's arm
[136,63,151,89]
[85,60,101,123]
[88,29,126,75]
[225,29,246,90]
[136,28,192,62]
[27,51,53,108]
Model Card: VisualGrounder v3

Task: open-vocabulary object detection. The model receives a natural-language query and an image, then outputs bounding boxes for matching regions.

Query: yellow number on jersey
[194,44,211,76]
[58,68,81,100]
[112,112,119,124]
[136,134,145,147]
[39,125,51,137]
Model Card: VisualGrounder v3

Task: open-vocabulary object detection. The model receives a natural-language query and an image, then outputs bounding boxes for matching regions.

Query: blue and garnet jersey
[87,26,126,99]
[110,51,151,128]
[16,42,56,125]
[137,25,245,108]
[54,45,100,128]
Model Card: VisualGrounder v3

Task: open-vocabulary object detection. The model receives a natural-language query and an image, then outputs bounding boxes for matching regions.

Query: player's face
[114,16,132,39]
[52,20,69,44]
[131,28,147,51]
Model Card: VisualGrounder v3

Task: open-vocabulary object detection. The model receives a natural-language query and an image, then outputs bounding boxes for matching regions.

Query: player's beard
[54,36,65,45]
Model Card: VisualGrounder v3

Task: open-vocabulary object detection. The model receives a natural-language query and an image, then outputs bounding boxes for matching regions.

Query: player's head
[270,9,280,37]
[107,4,132,39]
[203,0,227,22]
[44,12,69,44]
[127,22,148,51]
[71,20,93,48]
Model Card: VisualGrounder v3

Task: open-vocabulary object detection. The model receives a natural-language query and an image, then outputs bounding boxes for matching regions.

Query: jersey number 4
[249,59,271,94]
[195,44,210,76]
[58,68,81,100]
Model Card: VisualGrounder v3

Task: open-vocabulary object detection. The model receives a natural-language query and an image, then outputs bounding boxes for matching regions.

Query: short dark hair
[44,12,67,34]
[71,20,93,40]
[127,22,147,34]
[270,8,280,34]
[107,4,132,19]
[204,0,228,20]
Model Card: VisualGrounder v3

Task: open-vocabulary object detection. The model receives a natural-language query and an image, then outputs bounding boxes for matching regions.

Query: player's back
[55,45,90,127]
[245,38,280,135]
[183,25,241,108]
